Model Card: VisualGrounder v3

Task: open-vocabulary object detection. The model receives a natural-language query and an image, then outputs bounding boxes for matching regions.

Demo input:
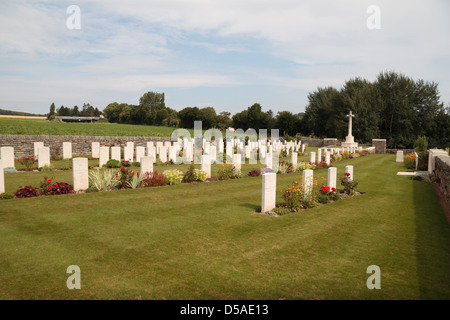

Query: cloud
[0,0,449,114]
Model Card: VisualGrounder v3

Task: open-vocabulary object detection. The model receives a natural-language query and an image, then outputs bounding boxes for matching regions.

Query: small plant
[340,173,358,195]
[217,163,234,180]
[121,160,131,167]
[163,169,184,185]
[141,171,168,187]
[317,185,339,204]
[88,169,120,191]
[247,168,261,177]
[182,165,197,183]
[278,161,293,174]
[0,193,15,200]
[15,186,39,198]
[194,169,207,182]
[404,153,416,170]
[38,165,53,172]
[17,157,36,170]
[105,159,121,168]
[126,171,144,189]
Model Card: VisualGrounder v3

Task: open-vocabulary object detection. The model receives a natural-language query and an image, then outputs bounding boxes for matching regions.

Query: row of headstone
[261,165,354,213]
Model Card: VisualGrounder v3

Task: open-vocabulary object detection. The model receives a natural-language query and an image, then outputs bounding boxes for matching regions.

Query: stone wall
[372,139,386,154]
[434,155,450,209]
[386,148,415,155]
[0,135,171,158]
[299,137,326,148]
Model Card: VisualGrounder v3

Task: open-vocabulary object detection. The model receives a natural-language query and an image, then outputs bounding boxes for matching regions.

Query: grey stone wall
[0,135,171,158]
[435,155,450,209]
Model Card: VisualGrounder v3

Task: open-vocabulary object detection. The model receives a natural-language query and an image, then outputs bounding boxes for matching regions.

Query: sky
[0,0,449,116]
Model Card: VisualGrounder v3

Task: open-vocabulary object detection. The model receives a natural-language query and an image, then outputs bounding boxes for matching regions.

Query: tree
[178,107,201,129]
[48,102,56,120]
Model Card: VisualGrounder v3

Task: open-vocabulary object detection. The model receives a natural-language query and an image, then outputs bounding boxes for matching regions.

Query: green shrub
[193,169,207,182]
[105,159,121,168]
[0,193,15,200]
[182,165,197,183]
[88,169,120,191]
[163,169,183,185]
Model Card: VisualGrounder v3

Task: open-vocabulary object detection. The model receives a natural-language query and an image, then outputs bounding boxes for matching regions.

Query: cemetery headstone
[72,157,89,191]
[261,172,276,213]
[63,142,72,159]
[38,147,50,168]
[327,167,337,189]
[99,146,110,167]
[0,146,15,169]
[91,142,100,159]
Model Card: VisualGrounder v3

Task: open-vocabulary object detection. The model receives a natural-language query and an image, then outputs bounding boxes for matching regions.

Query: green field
[0,153,449,299]
[0,117,193,137]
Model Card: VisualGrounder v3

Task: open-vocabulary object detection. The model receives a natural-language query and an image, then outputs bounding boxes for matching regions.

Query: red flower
[55,182,58,187]
[30,157,33,160]
[322,186,330,193]
[345,172,350,177]
[121,167,124,170]
[132,172,134,175]
[332,187,337,192]
[48,179,52,182]
[57,189,60,192]
[17,159,20,161]
[47,185,52,189]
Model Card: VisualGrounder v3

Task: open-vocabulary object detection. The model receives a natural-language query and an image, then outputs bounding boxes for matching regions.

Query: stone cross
[346,111,355,137]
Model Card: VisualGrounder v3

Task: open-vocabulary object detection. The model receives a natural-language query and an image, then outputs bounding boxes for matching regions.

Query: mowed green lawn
[0,153,449,299]
[0,117,193,137]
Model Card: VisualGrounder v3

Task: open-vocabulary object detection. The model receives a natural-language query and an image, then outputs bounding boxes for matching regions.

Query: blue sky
[1,0,449,116]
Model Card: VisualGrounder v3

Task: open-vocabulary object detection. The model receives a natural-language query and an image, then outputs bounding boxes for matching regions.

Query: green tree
[47,102,56,120]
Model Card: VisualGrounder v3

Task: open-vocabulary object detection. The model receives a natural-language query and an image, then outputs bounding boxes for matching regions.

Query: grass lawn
[0,117,194,137]
[0,153,449,299]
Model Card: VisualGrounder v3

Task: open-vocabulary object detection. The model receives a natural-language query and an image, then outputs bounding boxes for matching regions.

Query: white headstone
[124,146,134,163]
[201,154,211,179]
[147,146,156,163]
[317,148,322,163]
[111,147,121,162]
[309,151,316,164]
[99,146,110,167]
[159,146,168,163]
[414,152,419,170]
[291,152,298,170]
[91,142,100,159]
[63,142,72,159]
[136,146,146,163]
[327,167,337,190]
[168,146,177,163]
[0,146,15,168]
[210,145,217,164]
[261,172,277,213]
[140,156,153,177]
[345,165,354,181]
[325,151,331,166]
[396,151,404,162]
[72,157,89,191]
[232,153,241,171]
[34,142,44,159]
[0,160,4,194]
[38,147,50,168]
[301,144,305,153]
[302,169,314,195]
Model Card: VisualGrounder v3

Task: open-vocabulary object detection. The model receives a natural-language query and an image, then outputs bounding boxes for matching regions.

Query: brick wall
[434,155,450,209]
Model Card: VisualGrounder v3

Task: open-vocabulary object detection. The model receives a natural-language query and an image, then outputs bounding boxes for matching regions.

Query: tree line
[59,70,449,149]
[48,103,102,119]
[300,71,449,148]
